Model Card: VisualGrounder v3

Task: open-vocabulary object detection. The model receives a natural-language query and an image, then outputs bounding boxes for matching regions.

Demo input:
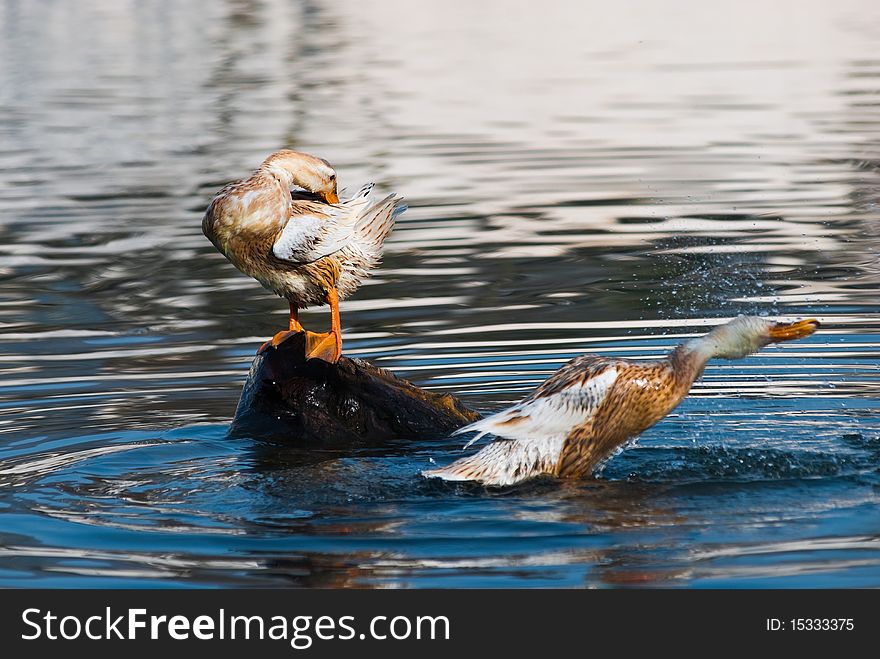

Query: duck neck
[668,318,763,385]
[257,162,295,189]
[256,152,331,196]
[668,336,714,389]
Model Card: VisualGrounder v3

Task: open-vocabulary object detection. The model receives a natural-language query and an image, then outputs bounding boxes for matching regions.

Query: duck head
[260,149,339,204]
[705,315,820,359]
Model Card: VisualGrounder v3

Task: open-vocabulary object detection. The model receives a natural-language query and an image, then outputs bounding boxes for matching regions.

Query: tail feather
[354,193,404,252]
[353,182,374,199]
[426,403,569,486]
[451,403,531,448]
[422,436,564,487]
[334,188,403,298]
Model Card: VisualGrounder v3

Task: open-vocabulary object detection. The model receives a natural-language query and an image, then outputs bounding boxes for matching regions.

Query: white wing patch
[272,214,323,262]
[272,187,379,264]
[455,367,619,448]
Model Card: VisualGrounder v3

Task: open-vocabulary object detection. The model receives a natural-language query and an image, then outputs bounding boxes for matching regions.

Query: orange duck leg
[258,302,304,354]
[257,293,343,364]
[304,288,342,363]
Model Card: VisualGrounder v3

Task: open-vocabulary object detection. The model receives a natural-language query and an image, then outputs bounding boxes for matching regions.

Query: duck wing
[272,185,377,265]
[422,356,620,486]
[456,355,620,447]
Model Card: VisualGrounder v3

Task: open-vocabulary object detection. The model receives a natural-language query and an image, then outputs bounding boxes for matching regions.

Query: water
[1,0,879,587]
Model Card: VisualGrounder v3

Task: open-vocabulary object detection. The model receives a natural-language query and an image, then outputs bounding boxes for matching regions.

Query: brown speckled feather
[530,354,618,399]
[555,355,699,477]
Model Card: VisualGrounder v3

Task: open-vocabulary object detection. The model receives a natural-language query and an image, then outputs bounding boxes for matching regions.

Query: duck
[203,150,405,362]
[423,315,820,487]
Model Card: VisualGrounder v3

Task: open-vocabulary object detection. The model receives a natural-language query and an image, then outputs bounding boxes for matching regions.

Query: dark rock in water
[230,331,480,444]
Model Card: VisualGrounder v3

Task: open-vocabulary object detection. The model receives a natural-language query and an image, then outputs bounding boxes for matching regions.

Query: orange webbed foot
[257,329,302,354]
[304,330,342,363]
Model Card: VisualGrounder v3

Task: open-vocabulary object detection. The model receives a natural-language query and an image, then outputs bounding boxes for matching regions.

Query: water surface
[1,0,879,587]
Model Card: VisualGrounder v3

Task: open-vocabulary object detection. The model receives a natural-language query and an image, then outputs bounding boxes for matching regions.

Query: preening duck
[203,150,405,362]
[424,315,820,487]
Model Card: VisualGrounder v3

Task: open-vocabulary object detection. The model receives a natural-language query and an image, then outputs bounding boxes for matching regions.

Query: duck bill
[768,318,820,342]
[319,190,340,204]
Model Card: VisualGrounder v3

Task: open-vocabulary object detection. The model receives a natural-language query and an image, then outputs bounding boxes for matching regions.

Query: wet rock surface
[230,332,480,445]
